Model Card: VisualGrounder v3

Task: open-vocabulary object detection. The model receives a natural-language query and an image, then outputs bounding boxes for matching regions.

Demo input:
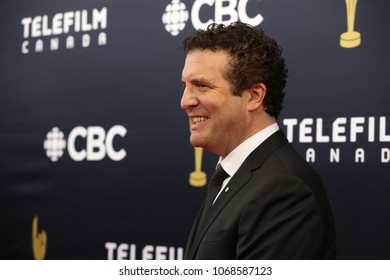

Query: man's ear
[247,83,267,112]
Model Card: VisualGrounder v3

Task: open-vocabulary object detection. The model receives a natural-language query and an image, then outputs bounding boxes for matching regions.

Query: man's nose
[181,87,198,111]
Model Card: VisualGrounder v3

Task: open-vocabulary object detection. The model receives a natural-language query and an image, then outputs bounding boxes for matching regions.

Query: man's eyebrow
[182,76,207,83]
[189,76,211,84]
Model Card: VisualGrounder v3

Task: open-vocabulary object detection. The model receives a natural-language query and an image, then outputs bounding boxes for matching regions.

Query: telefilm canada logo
[43,125,127,162]
[105,242,183,260]
[281,116,390,163]
[21,7,108,54]
[162,0,263,36]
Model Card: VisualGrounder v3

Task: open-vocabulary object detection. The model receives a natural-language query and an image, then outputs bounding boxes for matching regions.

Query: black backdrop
[1,0,389,259]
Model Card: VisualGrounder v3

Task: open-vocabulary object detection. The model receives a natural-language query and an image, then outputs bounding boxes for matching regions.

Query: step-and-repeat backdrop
[1,0,389,259]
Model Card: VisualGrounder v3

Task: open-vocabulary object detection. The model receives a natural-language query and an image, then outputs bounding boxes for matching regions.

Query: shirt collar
[218,123,279,177]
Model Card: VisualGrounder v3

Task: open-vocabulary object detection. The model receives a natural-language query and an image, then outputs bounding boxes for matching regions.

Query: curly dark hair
[182,22,288,119]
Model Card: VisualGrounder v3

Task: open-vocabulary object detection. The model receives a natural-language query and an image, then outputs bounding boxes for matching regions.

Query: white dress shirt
[212,123,279,204]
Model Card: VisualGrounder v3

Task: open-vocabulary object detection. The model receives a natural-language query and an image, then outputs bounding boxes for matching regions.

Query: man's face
[181,49,250,157]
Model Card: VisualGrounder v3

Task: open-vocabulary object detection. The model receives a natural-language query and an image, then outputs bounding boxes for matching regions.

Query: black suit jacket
[185,130,336,259]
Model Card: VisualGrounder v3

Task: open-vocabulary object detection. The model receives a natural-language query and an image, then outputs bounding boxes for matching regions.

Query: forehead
[182,49,230,79]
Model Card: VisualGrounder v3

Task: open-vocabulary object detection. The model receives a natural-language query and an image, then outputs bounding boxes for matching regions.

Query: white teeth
[192,117,209,124]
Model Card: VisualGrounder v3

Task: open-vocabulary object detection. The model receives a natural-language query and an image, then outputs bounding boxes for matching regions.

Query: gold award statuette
[340,0,361,48]
[190,146,207,187]
[188,121,207,187]
[32,215,47,260]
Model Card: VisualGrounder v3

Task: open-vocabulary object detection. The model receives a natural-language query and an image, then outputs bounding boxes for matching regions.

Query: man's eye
[196,83,207,88]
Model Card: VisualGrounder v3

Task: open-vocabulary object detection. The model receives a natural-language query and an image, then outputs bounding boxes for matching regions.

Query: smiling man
[180,22,336,260]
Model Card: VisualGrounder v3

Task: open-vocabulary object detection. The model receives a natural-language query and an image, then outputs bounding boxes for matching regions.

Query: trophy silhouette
[188,121,207,187]
[32,215,47,260]
[340,0,361,48]
[189,146,207,187]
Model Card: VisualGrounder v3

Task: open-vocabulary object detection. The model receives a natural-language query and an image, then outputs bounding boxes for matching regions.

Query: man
[180,22,336,259]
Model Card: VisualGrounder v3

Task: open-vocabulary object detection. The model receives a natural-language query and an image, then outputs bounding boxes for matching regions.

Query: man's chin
[189,136,206,149]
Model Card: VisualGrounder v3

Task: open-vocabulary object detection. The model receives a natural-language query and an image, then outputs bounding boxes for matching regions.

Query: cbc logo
[162,0,263,36]
[162,0,189,36]
[43,125,127,162]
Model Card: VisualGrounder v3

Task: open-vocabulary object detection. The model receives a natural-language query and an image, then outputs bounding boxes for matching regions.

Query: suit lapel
[187,161,252,259]
[186,130,289,259]
[184,201,205,259]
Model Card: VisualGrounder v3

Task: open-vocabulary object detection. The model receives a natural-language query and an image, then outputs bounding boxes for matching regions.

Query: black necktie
[202,165,229,215]
[194,165,229,239]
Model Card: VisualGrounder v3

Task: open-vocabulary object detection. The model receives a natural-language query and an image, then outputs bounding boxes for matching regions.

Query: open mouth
[192,116,209,125]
